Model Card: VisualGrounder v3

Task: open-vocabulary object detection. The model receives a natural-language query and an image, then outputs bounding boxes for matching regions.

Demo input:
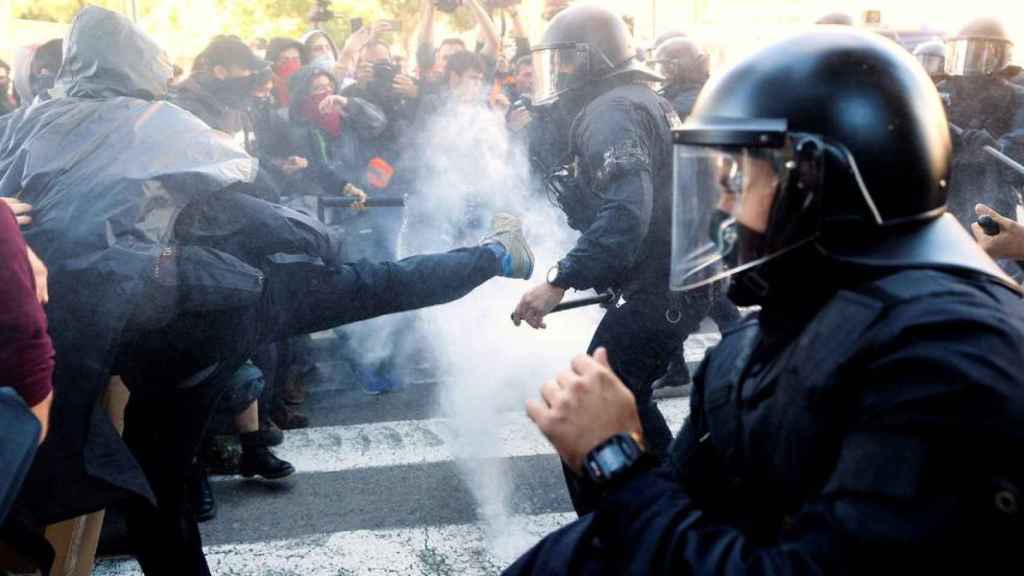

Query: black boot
[189,468,217,522]
[239,439,295,480]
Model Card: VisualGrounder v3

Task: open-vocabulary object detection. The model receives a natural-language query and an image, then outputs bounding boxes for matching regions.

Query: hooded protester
[0,8,535,573]
[287,63,387,194]
[12,39,62,105]
[301,29,339,65]
[0,61,15,115]
[266,37,304,109]
[171,36,269,134]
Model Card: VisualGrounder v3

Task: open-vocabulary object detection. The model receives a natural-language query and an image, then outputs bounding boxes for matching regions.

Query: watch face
[547,265,559,284]
[594,445,629,472]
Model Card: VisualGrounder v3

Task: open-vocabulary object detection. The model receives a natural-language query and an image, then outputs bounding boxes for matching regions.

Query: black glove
[961,128,1000,151]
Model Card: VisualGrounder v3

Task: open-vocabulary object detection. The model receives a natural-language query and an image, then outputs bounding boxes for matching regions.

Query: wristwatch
[546,264,570,289]
[583,432,646,486]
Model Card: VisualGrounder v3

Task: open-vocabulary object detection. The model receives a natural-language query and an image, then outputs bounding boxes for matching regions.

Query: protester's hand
[281,156,309,176]
[343,26,373,54]
[320,94,349,115]
[25,245,49,305]
[30,390,53,445]
[508,108,532,133]
[527,348,643,474]
[512,282,565,329]
[972,203,1024,259]
[2,197,33,226]
[393,74,419,99]
[342,183,368,211]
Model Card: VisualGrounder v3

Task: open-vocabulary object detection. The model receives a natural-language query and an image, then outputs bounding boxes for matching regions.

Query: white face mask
[312,54,336,68]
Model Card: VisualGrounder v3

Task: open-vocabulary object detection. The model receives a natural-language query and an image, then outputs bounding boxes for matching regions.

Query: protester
[0,201,53,527]
[172,36,269,134]
[266,37,304,108]
[12,39,62,105]
[0,61,15,115]
[415,0,500,92]
[287,61,385,195]
[0,9,536,574]
[0,202,53,439]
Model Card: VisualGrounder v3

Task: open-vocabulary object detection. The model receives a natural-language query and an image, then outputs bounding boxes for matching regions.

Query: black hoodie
[0,5,257,526]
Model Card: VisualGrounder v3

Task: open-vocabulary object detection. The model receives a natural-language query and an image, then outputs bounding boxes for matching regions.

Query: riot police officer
[505,28,1024,575]
[913,38,946,83]
[511,4,708,515]
[648,35,743,389]
[939,17,1024,247]
[649,37,709,119]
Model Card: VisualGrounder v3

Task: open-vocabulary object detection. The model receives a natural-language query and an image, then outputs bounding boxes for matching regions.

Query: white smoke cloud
[367,98,602,555]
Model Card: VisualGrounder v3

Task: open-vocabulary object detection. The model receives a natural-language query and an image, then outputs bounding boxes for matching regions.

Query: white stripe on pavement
[215,397,690,478]
[94,512,577,576]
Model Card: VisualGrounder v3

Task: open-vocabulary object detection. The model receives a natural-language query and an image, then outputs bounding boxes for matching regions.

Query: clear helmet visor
[945,39,1011,76]
[671,144,795,291]
[531,45,588,105]
[916,53,945,76]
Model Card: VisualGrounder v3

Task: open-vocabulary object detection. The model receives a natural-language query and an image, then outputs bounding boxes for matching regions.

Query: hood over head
[287,62,339,119]
[300,30,339,64]
[57,5,173,100]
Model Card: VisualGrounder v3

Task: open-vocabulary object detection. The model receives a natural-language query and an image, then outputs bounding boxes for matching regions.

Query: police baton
[949,123,1024,177]
[510,289,618,322]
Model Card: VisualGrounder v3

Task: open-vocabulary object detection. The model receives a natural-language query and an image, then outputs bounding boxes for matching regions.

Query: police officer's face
[721,155,777,234]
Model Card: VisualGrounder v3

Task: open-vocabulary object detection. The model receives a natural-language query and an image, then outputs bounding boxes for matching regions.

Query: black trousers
[562,292,709,516]
[122,246,500,576]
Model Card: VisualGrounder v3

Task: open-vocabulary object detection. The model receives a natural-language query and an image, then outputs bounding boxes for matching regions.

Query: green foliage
[13,0,122,22]
[16,0,477,39]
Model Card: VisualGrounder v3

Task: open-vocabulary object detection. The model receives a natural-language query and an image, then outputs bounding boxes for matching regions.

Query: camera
[368,62,399,99]
[308,0,336,25]
[373,62,397,86]
[433,0,462,14]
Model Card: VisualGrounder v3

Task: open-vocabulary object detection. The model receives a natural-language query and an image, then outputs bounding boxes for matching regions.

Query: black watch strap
[583,432,647,486]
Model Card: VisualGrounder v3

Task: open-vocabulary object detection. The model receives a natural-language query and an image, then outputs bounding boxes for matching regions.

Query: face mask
[300,91,343,138]
[251,95,273,110]
[0,79,9,94]
[274,60,301,80]
[30,72,56,99]
[311,54,336,68]
[202,74,255,110]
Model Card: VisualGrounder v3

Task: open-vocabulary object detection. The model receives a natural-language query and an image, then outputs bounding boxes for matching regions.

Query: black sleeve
[417,42,435,74]
[585,305,1023,575]
[556,101,655,291]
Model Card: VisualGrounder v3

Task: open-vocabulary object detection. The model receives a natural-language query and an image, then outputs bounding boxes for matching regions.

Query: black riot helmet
[913,39,947,79]
[650,37,709,86]
[531,5,659,109]
[946,18,1014,77]
[670,28,1016,303]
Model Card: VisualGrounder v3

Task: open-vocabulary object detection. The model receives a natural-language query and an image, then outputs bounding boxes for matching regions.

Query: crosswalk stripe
[95,512,577,576]
[213,396,690,478]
